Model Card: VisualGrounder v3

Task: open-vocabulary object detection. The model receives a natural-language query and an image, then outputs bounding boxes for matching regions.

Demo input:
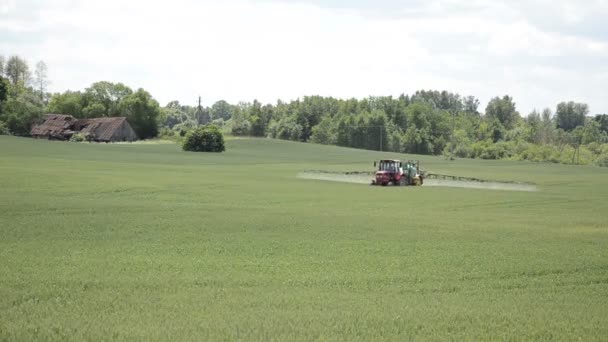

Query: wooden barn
[31,114,138,142]
[75,117,138,142]
[30,114,77,140]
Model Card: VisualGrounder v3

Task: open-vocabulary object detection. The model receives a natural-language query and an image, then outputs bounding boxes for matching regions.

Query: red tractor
[371,159,423,186]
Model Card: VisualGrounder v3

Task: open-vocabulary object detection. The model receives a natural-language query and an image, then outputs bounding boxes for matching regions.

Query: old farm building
[31,114,138,142]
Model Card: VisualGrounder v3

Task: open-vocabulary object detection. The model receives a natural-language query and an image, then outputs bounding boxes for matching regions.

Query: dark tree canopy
[556,101,588,131]
[594,114,608,133]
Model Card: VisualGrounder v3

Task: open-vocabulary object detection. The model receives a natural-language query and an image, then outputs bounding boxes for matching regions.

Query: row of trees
[0,55,161,138]
[158,91,608,166]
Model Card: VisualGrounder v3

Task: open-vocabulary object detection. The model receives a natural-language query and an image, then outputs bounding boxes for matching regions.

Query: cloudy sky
[1,0,607,114]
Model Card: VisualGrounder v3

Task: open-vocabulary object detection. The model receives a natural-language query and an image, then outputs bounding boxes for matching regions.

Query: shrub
[595,152,608,167]
[182,125,225,152]
[0,120,10,135]
[70,133,89,142]
[231,119,251,136]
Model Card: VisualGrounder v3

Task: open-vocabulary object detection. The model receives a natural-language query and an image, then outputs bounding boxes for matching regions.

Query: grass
[0,135,607,340]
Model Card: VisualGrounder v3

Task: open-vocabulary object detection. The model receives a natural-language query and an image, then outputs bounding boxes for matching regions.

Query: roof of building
[30,114,77,136]
[31,114,135,141]
[77,117,130,141]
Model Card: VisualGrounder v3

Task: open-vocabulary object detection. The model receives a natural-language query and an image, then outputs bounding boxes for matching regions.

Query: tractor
[371,159,424,186]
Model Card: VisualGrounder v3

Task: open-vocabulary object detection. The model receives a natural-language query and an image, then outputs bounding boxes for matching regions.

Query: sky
[1,0,607,114]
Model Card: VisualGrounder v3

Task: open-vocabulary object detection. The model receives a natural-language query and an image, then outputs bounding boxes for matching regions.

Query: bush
[231,119,251,136]
[182,125,225,152]
[70,133,90,142]
[595,152,608,167]
[0,120,10,135]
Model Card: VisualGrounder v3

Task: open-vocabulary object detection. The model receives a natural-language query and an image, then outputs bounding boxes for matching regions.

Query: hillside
[1,136,607,340]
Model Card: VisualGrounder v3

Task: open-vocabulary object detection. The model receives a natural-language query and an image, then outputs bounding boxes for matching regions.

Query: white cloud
[0,0,606,114]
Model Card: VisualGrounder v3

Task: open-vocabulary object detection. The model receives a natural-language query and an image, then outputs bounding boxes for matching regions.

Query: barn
[30,114,77,140]
[31,114,138,142]
[75,117,138,142]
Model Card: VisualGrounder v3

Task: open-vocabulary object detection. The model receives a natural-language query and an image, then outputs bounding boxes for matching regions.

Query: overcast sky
[1,0,607,114]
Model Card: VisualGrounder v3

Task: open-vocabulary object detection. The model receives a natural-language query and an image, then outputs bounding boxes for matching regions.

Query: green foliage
[595,114,608,133]
[119,88,160,139]
[249,100,268,137]
[310,116,337,145]
[485,95,519,130]
[69,133,89,142]
[0,120,10,135]
[556,101,588,131]
[0,76,8,104]
[5,55,30,86]
[267,115,302,141]
[595,151,608,167]
[0,85,44,135]
[182,125,225,152]
[82,81,133,117]
[47,91,84,117]
[210,100,233,120]
[230,105,252,136]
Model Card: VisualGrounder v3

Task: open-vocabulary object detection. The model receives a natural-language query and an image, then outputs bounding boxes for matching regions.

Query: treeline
[2,54,607,167]
[159,93,608,167]
[0,55,160,138]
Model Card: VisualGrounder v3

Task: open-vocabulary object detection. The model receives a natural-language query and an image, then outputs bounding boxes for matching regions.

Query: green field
[1,135,607,340]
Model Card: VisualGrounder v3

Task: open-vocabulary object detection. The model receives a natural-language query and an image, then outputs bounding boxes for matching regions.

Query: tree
[0,120,9,135]
[593,114,608,133]
[556,101,588,131]
[249,100,266,137]
[0,87,44,135]
[160,101,189,129]
[526,110,542,144]
[0,76,8,105]
[310,116,337,145]
[47,91,84,117]
[83,81,133,117]
[34,61,49,102]
[0,55,5,76]
[267,115,302,141]
[5,56,30,86]
[463,96,480,115]
[538,108,555,144]
[119,88,160,139]
[210,100,233,120]
[296,96,328,141]
[485,95,519,129]
[182,125,225,152]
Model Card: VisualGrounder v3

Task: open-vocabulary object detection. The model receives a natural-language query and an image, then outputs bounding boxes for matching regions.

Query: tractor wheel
[399,178,407,186]
[414,177,422,186]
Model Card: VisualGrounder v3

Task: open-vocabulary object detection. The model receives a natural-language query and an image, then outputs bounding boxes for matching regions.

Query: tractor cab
[372,159,423,186]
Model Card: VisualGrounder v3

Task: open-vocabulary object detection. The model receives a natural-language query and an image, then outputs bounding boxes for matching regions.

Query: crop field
[1,135,607,340]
